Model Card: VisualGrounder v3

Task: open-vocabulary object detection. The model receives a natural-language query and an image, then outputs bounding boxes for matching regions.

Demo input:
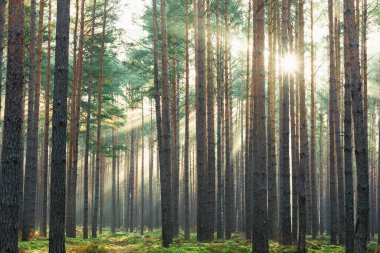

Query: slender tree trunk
[124,135,130,231]
[148,100,154,232]
[0,0,25,250]
[159,0,173,247]
[279,0,292,245]
[92,0,107,238]
[206,0,215,241]
[252,0,268,252]
[40,0,52,237]
[319,114,325,235]
[216,0,224,240]
[328,0,338,244]
[140,105,145,235]
[111,105,117,234]
[348,0,369,250]
[196,0,209,242]
[244,0,252,240]
[184,0,190,240]
[83,0,97,240]
[49,0,70,250]
[67,0,79,235]
[343,0,354,250]
[298,0,308,251]
[267,0,277,240]
[35,0,45,235]
[224,0,233,240]
[170,58,179,237]
[310,0,318,240]
[333,3,345,244]
[23,0,38,240]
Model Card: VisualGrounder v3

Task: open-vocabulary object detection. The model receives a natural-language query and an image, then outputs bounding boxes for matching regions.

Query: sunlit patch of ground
[18,230,379,252]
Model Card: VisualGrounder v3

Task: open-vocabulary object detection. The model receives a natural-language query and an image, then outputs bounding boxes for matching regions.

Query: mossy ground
[18,230,379,252]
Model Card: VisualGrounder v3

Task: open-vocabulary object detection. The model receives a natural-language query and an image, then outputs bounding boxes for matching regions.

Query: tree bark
[0,0,25,250]
[40,0,51,238]
[224,0,233,241]
[159,0,173,247]
[83,0,97,239]
[251,0,268,252]
[184,0,190,240]
[343,0,354,251]
[140,105,145,235]
[328,0,338,244]
[298,0,308,251]
[244,0,252,240]
[347,0,369,250]
[49,0,70,250]
[310,0,318,239]
[206,0,215,241]
[196,0,210,242]
[216,0,224,240]
[92,0,107,238]
[279,0,292,245]
[23,0,38,240]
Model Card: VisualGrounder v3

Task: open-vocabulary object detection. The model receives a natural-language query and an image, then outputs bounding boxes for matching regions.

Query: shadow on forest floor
[18,229,379,252]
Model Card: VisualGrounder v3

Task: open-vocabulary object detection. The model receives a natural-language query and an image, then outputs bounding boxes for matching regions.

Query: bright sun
[281,54,298,73]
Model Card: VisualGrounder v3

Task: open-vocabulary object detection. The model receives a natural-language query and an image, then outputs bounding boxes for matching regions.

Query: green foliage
[20,230,376,253]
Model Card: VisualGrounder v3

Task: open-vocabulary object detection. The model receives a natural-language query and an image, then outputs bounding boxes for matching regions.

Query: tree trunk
[171,58,179,237]
[244,0,252,240]
[92,0,107,238]
[196,0,209,242]
[49,0,70,250]
[328,0,338,244]
[40,0,52,238]
[206,0,215,241]
[23,0,38,240]
[140,105,145,235]
[267,0,277,240]
[216,0,224,240]
[252,0,268,252]
[343,0,354,251]
[111,104,117,234]
[184,0,190,240]
[347,0,369,250]
[148,100,154,232]
[224,0,233,241]
[0,0,25,250]
[159,0,173,247]
[67,0,79,236]
[279,0,292,245]
[310,0,318,239]
[319,114,325,235]
[298,0,308,251]
[83,0,97,240]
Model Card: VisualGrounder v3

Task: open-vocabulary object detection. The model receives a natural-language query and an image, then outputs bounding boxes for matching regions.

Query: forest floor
[18,230,379,253]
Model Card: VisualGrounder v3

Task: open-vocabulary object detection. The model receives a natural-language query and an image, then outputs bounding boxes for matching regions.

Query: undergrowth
[18,230,378,252]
